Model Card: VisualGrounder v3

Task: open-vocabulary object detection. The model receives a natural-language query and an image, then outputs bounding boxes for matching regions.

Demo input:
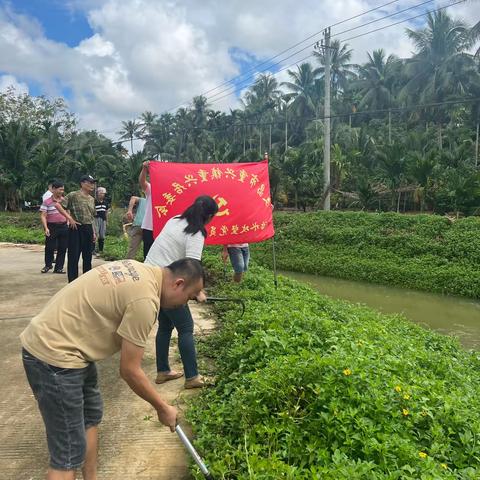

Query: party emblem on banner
[149,160,274,245]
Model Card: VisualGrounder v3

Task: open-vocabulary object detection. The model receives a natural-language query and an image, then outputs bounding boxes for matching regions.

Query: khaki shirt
[20,260,163,368]
[63,190,95,225]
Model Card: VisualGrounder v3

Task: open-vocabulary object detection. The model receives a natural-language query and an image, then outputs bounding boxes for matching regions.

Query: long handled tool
[205,296,246,317]
[176,425,213,479]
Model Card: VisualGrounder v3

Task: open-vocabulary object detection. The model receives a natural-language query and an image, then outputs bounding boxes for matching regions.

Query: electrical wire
[164,0,409,113]
[204,0,439,106]
[205,0,466,108]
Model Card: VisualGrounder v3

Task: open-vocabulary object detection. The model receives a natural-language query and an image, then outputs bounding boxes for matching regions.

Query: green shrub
[188,254,480,479]
[252,212,480,298]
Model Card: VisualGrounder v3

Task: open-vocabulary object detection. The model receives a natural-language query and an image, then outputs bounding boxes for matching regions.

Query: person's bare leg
[82,426,98,480]
[46,468,75,480]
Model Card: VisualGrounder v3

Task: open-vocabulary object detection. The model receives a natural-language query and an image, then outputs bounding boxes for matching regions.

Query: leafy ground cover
[252,211,480,298]
[188,253,480,479]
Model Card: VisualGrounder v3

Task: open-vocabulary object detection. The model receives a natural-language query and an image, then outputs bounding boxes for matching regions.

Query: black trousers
[142,229,154,260]
[68,224,94,283]
[44,223,68,270]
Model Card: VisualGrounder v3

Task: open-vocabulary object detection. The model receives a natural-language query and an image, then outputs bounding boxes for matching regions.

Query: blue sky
[0,0,476,138]
[9,0,93,47]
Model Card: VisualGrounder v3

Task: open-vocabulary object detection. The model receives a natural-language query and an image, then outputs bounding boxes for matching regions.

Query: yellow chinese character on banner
[257,184,265,197]
[213,195,230,216]
[261,221,267,230]
[155,205,168,217]
[225,168,236,179]
[211,167,222,180]
[251,222,260,231]
[162,193,176,205]
[220,225,228,236]
[250,174,259,187]
[263,196,271,207]
[241,224,250,233]
[172,182,186,194]
[209,226,216,236]
[184,174,198,186]
[238,169,248,183]
[198,169,209,182]
[231,225,239,234]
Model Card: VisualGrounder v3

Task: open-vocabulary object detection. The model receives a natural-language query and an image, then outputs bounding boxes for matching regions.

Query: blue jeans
[228,246,250,273]
[155,305,198,379]
[22,348,103,470]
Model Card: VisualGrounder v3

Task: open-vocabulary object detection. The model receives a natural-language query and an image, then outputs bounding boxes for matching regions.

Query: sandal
[41,265,52,273]
[53,269,66,274]
[155,371,184,384]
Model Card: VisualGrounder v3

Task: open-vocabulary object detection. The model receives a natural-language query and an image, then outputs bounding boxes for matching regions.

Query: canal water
[281,271,480,349]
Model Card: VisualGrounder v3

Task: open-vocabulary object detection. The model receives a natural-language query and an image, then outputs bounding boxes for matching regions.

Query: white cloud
[0,74,29,95]
[0,0,476,142]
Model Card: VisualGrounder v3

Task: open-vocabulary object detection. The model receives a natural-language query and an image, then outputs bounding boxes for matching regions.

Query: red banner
[149,160,274,245]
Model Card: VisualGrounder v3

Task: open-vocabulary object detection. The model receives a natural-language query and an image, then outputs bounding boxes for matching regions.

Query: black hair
[51,179,64,189]
[166,258,205,286]
[178,195,219,237]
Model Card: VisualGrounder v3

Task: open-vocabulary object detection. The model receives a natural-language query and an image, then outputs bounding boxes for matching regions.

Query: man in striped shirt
[94,187,109,256]
[39,180,77,274]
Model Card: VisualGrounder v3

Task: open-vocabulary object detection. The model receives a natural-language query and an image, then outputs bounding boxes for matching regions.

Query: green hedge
[0,210,126,245]
[252,212,480,298]
[188,254,480,479]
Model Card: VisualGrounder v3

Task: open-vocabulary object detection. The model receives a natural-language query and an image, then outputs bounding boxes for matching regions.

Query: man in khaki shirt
[20,257,204,480]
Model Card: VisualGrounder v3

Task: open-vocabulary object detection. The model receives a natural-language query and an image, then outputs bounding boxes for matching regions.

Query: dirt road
[0,244,214,479]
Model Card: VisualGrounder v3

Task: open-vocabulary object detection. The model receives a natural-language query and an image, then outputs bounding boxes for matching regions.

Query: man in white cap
[94,187,109,256]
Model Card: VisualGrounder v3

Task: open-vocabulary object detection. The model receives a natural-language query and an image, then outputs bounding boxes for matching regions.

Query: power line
[138,97,480,135]
[204,0,438,106]
[205,0,466,108]
[54,97,480,154]
[164,0,407,113]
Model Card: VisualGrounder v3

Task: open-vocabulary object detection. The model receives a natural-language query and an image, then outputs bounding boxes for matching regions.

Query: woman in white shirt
[145,196,218,389]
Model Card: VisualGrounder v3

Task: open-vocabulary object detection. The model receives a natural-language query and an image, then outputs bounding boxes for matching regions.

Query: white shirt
[141,183,153,231]
[42,190,53,201]
[145,217,205,267]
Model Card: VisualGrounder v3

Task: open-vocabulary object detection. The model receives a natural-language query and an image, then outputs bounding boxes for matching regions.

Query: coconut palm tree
[402,11,473,105]
[281,63,319,126]
[140,111,158,137]
[314,40,357,97]
[118,120,141,154]
[357,49,399,110]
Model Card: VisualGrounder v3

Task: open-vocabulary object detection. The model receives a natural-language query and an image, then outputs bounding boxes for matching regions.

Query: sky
[0,0,477,145]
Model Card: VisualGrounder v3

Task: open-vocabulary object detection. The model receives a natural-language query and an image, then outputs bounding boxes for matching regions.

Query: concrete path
[0,244,214,480]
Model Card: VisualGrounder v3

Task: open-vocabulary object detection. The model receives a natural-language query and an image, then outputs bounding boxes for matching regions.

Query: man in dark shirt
[94,187,109,256]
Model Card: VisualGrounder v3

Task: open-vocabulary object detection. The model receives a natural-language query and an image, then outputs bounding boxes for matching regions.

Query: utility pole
[285,101,288,156]
[388,109,392,145]
[476,120,479,168]
[269,124,272,153]
[323,27,331,211]
[243,124,246,156]
[259,128,262,156]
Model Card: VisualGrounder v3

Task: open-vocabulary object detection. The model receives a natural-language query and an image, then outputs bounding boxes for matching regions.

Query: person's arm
[53,200,78,228]
[126,196,139,222]
[119,338,177,431]
[40,211,50,237]
[139,161,150,193]
[185,233,208,302]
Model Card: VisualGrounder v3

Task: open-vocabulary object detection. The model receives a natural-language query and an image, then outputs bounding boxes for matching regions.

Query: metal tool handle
[205,296,246,317]
[175,425,213,479]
